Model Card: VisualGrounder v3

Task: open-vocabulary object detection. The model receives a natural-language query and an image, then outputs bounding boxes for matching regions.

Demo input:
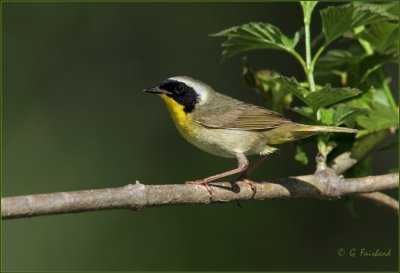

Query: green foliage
[306,85,361,111]
[243,62,292,113]
[275,76,361,111]
[357,102,399,137]
[320,3,397,44]
[320,105,367,127]
[358,22,399,55]
[212,22,302,61]
[332,105,367,127]
[294,143,309,165]
[213,2,398,173]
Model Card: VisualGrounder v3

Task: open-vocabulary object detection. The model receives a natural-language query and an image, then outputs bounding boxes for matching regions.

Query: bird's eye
[175,84,184,93]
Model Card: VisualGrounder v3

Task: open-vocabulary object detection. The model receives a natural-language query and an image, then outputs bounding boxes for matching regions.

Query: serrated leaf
[357,22,399,55]
[242,64,292,113]
[292,106,315,121]
[345,87,374,111]
[314,47,364,87]
[257,71,293,113]
[316,49,362,71]
[275,76,362,111]
[315,46,395,87]
[294,144,309,165]
[358,53,396,83]
[363,70,397,110]
[212,22,302,61]
[382,2,399,17]
[305,85,362,111]
[320,4,398,44]
[274,76,309,105]
[356,102,399,137]
[319,108,335,125]
[332,105,368,126]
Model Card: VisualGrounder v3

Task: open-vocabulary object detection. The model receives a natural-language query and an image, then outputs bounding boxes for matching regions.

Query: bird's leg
[237,154,269,197]
[238,154,268,179]
[186,153,249,202]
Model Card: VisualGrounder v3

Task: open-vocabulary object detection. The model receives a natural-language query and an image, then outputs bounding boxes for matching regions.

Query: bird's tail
[294,124,358,134]
[265,123,357,145]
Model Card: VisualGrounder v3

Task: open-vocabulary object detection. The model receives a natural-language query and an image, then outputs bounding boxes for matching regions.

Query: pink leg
[238,154,268,180]
[186,153,249,201]
[238,154,269,197]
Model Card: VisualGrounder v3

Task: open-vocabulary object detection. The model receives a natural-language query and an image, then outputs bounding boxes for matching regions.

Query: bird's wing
[193,94,292,130]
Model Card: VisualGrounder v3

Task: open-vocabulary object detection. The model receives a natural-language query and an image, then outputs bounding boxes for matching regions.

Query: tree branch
[329,130,397,210]
[330,130,390,174]
[355,192,399,212]
[2,171,398,219]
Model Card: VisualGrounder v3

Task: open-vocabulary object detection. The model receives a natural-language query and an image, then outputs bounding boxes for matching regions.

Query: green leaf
[357,22,399,55]
[274,76,309,105]
[319,108,335,126]
[358,53,396,84]
[320,105,367,127]
[212,22,302,61]
[314,47,364,86]
[292,106,315,121]
[332,105,368,126]
[320,4,398,44]
[305,85,362,111]
[356,102,399,137]
[242,63,292,113]
[316,49,362,71]
[345,87,374,110]
[315,45,395,87]
[275,76,362,111]
[382,2,399,17]
[294,144,309,165]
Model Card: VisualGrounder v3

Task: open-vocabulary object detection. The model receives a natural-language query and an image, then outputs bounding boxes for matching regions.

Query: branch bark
[329,130,398,211]
[356,192,399,211]
[330,130,390,174]
[2,171,398,219]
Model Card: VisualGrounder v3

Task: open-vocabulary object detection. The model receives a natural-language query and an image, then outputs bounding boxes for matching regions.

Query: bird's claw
[186,180,215,203]
[242,178,257,199]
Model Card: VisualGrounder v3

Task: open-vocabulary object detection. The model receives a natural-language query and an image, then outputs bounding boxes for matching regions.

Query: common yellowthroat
[144,76,357,197]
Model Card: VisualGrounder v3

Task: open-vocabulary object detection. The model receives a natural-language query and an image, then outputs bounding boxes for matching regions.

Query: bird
[144,76,357,199]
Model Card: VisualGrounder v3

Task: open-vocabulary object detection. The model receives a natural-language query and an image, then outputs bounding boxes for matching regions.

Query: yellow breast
[160,94,194,137]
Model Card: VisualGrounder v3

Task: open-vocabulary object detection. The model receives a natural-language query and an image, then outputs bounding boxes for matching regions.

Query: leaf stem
[311,44,326,71]
[380,70,399,114]
[290,49,307,74]
[303,11,316,92]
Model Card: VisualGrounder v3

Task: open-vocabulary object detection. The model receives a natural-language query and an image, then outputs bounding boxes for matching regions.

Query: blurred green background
[2,2,398,271]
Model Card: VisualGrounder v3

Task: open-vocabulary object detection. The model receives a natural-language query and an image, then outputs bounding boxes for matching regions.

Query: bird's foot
[237,176,257,199]
[186,180,215,203]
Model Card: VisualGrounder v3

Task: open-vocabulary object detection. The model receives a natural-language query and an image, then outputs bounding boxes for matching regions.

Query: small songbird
[144,76,357,198]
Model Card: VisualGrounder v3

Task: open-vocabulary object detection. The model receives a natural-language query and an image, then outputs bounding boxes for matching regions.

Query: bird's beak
[143,86,171,95]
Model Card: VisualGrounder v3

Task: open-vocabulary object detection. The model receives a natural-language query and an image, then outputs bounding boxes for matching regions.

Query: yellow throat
[160,94,193,134]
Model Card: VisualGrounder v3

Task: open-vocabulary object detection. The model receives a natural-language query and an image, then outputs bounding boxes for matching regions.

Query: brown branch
[2,172,398,219]
[330,130,390,174]
[356,192,399,212]
[338,174,399,194]
[329,129,397,210]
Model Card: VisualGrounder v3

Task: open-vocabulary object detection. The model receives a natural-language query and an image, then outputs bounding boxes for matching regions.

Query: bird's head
[144,76,212,113]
